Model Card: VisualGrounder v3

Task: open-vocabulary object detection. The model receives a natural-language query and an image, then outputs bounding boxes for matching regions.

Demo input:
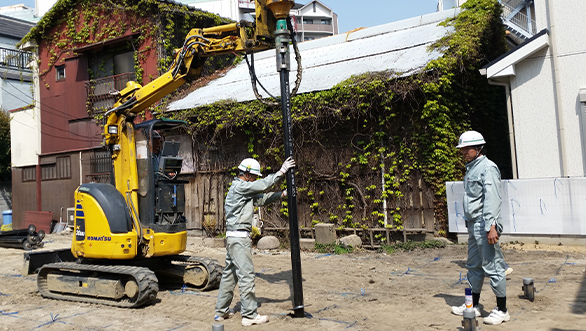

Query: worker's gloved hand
[282,189,287,198]
[279,156,295,175]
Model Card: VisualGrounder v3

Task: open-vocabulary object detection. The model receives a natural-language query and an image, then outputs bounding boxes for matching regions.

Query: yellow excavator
[24,0,299,308]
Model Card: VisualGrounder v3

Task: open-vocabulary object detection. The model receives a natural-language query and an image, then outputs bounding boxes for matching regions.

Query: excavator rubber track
[37,262,159,308]
[167,255,222,291]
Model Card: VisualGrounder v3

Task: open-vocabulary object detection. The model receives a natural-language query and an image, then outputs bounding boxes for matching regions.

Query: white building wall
[499,0,586,178]
[11,40,40,168]
[547,0,586,177]
[36,0,57,17]
[10,106,40,166]
[509,48,560,178]
[298,2,330,18]
[437,0,466,11]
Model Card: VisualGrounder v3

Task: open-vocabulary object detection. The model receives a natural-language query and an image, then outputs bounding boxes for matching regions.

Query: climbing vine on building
[168,0,509,238]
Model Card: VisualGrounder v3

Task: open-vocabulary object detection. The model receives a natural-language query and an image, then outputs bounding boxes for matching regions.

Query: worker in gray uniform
[215,156,295,327]
[451,130,510,325]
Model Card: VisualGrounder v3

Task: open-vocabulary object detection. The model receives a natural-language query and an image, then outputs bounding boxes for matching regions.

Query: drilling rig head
[266,0,295,19]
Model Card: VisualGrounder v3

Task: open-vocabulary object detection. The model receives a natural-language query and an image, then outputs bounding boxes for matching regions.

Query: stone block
[299,238,316,250]
[203,237,225,248]
[315,223,336,244]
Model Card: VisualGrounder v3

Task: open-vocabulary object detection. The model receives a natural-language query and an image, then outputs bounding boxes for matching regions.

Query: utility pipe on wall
[545,0,568,177]
[79,151,83,185]
[381,149,388,227]
[36,155,41,211]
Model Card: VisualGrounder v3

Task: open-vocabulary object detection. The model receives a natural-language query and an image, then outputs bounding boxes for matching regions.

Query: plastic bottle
[465,288,473,309]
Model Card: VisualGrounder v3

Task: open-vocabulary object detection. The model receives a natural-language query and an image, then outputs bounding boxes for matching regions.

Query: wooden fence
[184,172,226,234]
[186,170,436,244]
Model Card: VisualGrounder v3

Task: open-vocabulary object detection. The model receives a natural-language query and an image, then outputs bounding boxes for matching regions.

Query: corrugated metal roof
[168,8,460,111]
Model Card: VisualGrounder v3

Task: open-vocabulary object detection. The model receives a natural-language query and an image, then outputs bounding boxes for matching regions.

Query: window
[22,166,36,182]
[57,156,71,179]
[87,151,111,183]
[320,19,331,25]
[41,164,56,180]
[56,65,65,80]
[41,156,71,181]
[87,41,135,79]
[303,18,313,24]
[90,151,112,174]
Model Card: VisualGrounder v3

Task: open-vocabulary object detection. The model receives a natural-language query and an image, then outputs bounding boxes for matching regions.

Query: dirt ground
[1,233,585,331]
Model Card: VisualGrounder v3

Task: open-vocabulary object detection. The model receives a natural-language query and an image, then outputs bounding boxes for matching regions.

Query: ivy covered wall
[23,0,229,83]
[20,0,231,154]
[168,0,510,237]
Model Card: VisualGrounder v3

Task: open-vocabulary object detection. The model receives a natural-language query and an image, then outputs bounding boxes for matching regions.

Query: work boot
[241,314,269,327]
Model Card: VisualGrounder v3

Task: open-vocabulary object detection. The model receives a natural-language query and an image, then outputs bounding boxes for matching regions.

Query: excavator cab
[134,119,188,233]
[70,118,189,260]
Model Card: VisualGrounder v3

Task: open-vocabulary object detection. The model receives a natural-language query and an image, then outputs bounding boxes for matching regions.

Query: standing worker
[215,156,295,327]
[450,130,510,325]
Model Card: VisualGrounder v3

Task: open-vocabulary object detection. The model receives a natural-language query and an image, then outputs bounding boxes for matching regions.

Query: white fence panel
[446,177,586,235]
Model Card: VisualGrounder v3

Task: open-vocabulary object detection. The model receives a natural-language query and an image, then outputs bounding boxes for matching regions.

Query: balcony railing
[501,2,537,36]
[85,72,136,116]
[0,47,32,72]
[298,23,334,33]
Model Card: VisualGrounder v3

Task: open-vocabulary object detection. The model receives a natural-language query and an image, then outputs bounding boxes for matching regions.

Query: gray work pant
[466,220,507,298]
[215,236,258,318]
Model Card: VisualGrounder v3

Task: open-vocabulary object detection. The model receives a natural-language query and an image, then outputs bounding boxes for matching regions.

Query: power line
[10,116,101,142]
[0,84,107,122]
[0,86,74,120]
[1,85,106,140]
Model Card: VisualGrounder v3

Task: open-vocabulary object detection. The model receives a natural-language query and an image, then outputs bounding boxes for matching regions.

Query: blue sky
[321,0,439,33]
[2,0,35,7]
[2,0,440,32]
[0,0,34,8]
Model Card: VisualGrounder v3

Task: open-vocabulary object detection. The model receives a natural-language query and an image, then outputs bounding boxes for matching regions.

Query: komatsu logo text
[87,236,112,241]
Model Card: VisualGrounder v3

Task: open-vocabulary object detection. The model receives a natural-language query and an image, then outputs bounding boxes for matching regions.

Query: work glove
[282,189,287,198]
[279,156,295,175]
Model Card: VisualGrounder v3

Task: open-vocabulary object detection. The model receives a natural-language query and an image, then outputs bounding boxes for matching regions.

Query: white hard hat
[456,130,486,148]
[238,158,263,177]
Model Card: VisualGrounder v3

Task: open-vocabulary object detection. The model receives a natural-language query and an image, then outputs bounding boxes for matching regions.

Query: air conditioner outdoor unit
[66,207,75,228]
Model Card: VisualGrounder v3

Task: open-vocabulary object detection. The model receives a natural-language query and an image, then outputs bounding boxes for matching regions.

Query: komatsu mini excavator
[24,0,299,308]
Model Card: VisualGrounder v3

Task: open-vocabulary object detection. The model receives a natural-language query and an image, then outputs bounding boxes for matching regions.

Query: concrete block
[299,238,316,250]
[202,237,225,248]
[315,223,337,244]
